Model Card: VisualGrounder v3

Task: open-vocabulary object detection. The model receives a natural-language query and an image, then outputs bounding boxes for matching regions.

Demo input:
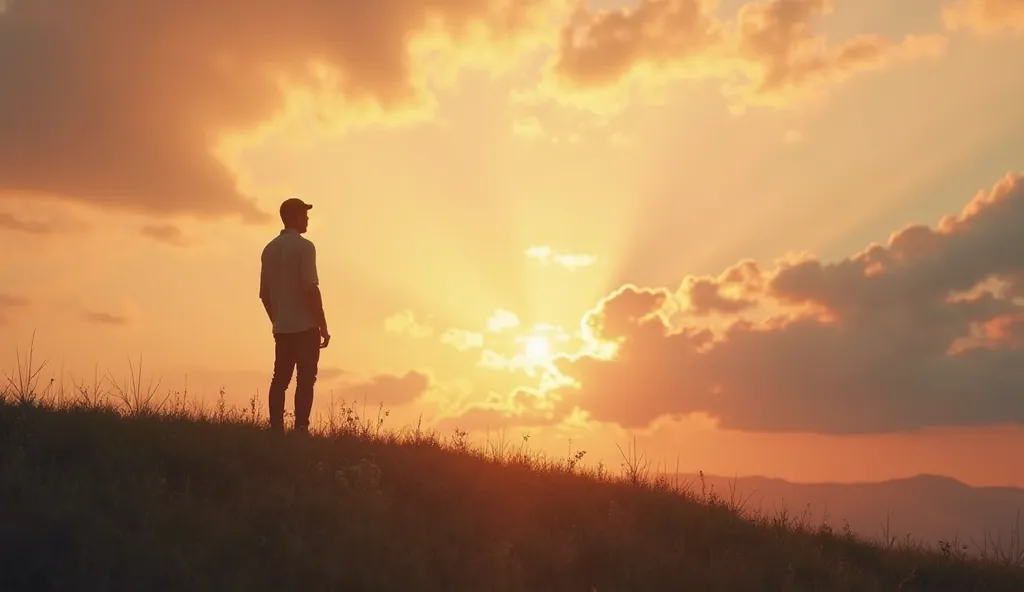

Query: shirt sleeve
[259,249,269,299]
[300,242,319,288]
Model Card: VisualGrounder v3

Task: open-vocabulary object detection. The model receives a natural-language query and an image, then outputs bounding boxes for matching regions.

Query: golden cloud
[0,0,568,221]
[943,0,1024,34]
[526,245,598,270]
[536,0,947,111]
[554,172,1024,434]
[441,328,485,351]
[449,171,1024,435]
[140,224,190,247]
[333,370,432,407]
[385,310,435,339]
[486,309,522,333]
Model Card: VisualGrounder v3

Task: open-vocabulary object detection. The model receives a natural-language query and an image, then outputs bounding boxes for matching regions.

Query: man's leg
[293,327,321,434]
[268,332,297,432]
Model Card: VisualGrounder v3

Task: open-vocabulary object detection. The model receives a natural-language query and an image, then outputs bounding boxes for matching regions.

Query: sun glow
[524,334,551,361]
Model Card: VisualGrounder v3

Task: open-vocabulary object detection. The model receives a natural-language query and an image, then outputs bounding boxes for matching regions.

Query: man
[259,197,330,434]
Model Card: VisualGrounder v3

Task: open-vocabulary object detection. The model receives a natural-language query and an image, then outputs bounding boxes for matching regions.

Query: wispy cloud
[943,0,1024,34]
[0,212,55,235]
[526,245,597,270]
[0,293,30,325]
[140,224,190,247]
[83,311,130,327]
[384,310,434,339]
[511,116,546,140]
[0,294,30,308]
[486,309,521,333]
[334,370,431,407]
[441,329,485,351]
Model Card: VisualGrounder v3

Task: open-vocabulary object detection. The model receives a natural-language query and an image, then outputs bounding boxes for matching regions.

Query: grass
[3,339,1024,591]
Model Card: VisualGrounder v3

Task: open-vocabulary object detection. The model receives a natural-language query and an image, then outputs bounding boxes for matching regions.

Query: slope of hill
[2,396,1024,591]
[674,473,1024,554]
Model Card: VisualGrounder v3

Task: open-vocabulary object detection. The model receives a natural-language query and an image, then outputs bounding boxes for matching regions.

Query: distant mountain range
[668,473,1024,555]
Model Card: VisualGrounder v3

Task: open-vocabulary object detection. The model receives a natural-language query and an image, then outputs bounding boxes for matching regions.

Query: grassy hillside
[2,380,1024,590]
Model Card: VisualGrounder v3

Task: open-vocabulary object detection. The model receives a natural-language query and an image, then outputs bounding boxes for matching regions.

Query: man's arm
[305,284,327,330]
[259,250,274,324]
[261,297,274,324]
[301,241,329,346]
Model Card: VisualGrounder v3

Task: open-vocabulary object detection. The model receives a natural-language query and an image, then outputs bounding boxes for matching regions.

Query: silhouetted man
[259,197,330,434]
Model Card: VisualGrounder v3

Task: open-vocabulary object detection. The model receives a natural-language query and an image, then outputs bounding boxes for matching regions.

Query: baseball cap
[279,197,313,218]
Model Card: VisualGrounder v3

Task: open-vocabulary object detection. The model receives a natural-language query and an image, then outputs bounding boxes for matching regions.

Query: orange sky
[2,0,1024,487]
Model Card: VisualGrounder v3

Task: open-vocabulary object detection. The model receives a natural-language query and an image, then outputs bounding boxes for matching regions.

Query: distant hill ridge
[665,472,1024,553]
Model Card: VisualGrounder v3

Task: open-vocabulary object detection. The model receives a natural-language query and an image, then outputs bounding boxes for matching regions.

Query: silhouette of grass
[2,340,1024,591]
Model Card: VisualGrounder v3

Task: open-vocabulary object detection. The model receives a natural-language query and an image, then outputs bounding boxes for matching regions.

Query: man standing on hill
[259,197,331,434]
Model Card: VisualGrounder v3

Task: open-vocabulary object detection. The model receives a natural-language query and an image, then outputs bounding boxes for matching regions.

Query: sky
[2,0,1024,487]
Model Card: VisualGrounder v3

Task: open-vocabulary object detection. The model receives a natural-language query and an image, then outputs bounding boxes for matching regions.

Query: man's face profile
[280,199,311,233]
[291,209,309,233]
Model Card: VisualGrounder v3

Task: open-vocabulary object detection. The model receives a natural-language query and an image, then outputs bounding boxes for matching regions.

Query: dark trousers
[268,327,320,431]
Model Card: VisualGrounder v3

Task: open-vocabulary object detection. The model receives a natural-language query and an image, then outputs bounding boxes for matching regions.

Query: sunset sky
[2,0,1024,487]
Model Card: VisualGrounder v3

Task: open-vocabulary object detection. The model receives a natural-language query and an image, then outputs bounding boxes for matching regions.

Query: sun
[524,334,551,361]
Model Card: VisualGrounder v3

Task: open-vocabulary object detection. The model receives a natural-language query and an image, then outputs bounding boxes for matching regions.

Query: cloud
[83,311,130,327]
[679,259,764,316]
[0,0,564,222]
[486,309,521,332]
[0,293,30,325]
[479,349,532,373]
[0,212,56,235]
[384,310,434,339]
[540,0,946,110]
[981,314,1024,348]
[728,0,946,106]
[318,367,349,382]
[433,388,558,432]
[526,245,597,270]
[943,0,1024,34]
[441,328,485,351]
[334,370,431,407]
[511,116,548,140]
[140,224,190,247]
[478,323,578,376]
[521,171,1024,435]
[430,381,571,432]
[0,294,30,308]
[581,284,678,341]
[552,0,725,89]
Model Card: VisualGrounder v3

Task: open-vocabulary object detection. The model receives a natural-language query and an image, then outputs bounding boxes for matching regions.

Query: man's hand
[319,325,331,348]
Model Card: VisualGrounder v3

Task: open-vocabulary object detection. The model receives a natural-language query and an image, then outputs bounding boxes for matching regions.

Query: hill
[2,394,1024,591]
[668,473,1024,554]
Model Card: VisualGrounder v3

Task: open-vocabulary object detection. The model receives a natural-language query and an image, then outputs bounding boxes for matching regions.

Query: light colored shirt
[260,229,319,334]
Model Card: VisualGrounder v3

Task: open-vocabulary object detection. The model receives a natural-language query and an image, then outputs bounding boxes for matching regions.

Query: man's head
[279,197,313,233]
